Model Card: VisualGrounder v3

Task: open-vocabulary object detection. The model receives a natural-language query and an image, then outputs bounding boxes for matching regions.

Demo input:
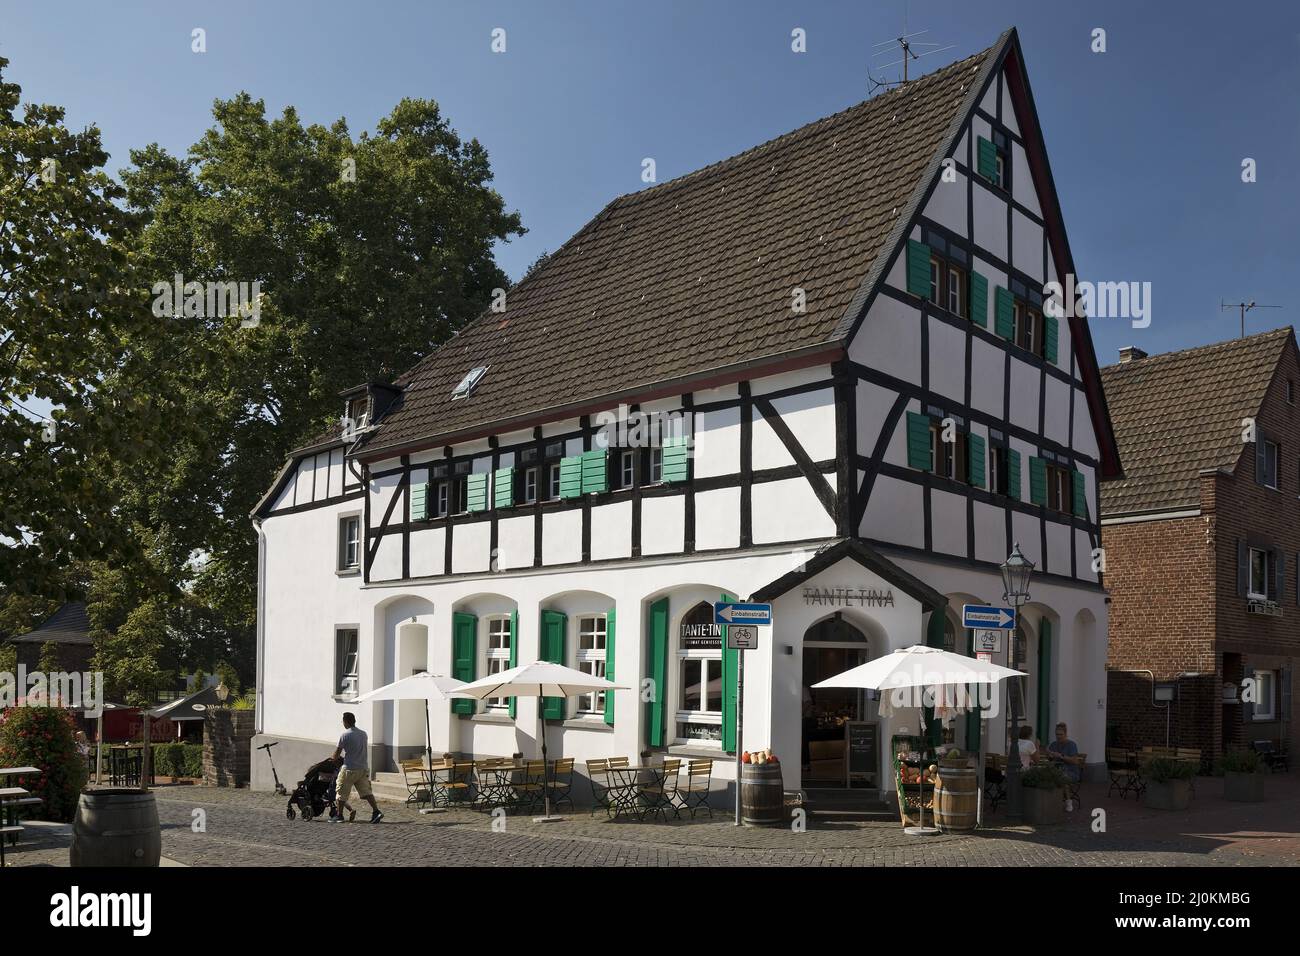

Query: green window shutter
[721,592,739,754]
[558,456,583,500]
[508,610,519,720]
[977,136,998,182]
[994,286,1015,340]
[410,482,428,521]
[661,436,690,483]
[1037,618,1053,738]
[1072,469,1087,518]
[646,598,669,748]
[493,466,514,509]
[465,473,488,513]
[1029,456,1047,507]
[969,271,988,328]
[1006,449,1021,500]
[1044,315,1059,365]
[581,448,609,494]
[603,607,616,726]
[968,433,986,489]
[906,239,931,298]
[906,412,932,471]
[540,610,567,719]
[451,612,477,715]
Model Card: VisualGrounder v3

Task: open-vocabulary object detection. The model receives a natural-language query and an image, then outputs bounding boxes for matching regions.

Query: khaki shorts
[336,767,373,802]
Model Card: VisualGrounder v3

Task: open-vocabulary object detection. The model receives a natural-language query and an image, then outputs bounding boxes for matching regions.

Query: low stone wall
[204,710,255,787]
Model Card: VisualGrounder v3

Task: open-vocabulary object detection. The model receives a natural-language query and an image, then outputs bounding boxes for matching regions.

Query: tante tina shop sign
[682,588,895,647]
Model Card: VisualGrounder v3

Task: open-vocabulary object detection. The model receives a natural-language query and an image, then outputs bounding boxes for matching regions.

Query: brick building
[1101,328,1297,761]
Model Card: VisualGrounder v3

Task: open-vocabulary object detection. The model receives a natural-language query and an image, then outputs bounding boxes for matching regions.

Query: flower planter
[1022,785,1065,825]
[1223,771,1264,803]
[1142,778,1191,811]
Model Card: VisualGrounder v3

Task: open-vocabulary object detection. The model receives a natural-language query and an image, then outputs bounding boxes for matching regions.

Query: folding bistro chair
[983,753,1006,811]
[676,759,715,818]
[400,758,436,808]
[510,760,548,815]
[471,758,508,811]
[586,759,612,817]
[638,759,682,821]
[1107,748,1141,799]
[549,758,575,812]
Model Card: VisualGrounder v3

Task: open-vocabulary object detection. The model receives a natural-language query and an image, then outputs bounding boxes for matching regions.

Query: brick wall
[203,710,255,787]
[1103,338,1300,761]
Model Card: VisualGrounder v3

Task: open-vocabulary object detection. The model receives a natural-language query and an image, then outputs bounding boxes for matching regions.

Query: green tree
[0,58,163,595]
[37,639,60,674]
[105,93,523,685]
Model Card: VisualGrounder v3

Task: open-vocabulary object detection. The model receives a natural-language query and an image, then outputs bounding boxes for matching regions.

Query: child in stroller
[286,755,342,821]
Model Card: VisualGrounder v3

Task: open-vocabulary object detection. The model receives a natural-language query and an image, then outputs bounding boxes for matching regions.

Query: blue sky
[4,0,1299,367]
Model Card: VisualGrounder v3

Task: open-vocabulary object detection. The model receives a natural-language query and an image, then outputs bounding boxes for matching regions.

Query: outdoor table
[0,767,40,777]
[481,762,548,814]
[0,786,32,838]
[604,764,668,821]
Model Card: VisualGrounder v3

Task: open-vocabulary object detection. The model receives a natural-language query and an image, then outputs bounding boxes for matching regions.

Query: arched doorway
[802,613,872,788]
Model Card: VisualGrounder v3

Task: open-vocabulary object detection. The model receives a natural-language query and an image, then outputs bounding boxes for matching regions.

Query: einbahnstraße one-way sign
[713,602,772,626]
[961,604,1016,630]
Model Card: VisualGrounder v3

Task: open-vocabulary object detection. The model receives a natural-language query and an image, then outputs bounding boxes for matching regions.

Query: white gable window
[574,615,608,715]
[335,627,359,700]
[337,514,361,572]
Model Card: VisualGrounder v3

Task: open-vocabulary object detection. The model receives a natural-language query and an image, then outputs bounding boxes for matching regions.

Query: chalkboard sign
[846,722,878,779]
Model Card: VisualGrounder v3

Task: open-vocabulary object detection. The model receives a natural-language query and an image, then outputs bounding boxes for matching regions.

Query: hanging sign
[726,625,760,650]
[962,604,1016,630]
[971,629,1003,653]
[681,622,723,649]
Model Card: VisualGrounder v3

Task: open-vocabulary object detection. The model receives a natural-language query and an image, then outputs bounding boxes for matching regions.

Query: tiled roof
[8,601,92,645]
[1099,328,1294,516]
[356,36,1005,458]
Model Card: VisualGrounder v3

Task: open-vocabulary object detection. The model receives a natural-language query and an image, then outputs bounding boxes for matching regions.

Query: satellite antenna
[1220,299,1282,338]
[867,30,957,95]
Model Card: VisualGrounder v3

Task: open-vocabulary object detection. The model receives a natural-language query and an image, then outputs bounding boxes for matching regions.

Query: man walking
[331,712,384,823]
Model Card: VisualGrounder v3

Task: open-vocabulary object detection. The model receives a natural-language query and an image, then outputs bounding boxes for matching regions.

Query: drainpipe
[252,515,266,737]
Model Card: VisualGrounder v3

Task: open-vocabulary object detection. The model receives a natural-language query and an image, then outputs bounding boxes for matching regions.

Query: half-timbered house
[250,28,1121,802]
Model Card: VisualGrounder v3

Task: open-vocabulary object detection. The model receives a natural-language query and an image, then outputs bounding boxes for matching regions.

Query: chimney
[1118,346,1148,364]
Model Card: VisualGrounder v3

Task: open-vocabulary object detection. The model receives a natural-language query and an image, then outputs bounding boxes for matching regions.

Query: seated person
[1045,722,1083,810]
[1016,724,1038,768]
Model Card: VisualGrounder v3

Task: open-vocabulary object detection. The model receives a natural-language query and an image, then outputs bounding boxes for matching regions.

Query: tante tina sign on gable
[800,586,896,607]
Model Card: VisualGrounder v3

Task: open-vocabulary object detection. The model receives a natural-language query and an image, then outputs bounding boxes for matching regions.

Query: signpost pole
[734,647,744,827]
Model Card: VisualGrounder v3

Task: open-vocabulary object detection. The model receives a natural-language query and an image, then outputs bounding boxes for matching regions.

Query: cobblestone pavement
[9,774,1299,867]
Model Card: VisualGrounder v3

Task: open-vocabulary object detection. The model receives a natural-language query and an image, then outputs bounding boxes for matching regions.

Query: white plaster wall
[1009,359,1040,432]
[370,533,403,582]
[641,495,685,555]
[861,475,924,547]
[1043,374,1071,447]
[542,509,582,565]
[930,488,968,557]
[970,336,1005,418]
[927,316,967,405]
[849,293,922,384]
[410,527,445,578]
[1045,519,1072,577]
[973,500,1006,564]
[693,405,740,479]
[590,500,633,561]
[495,516,533,572]
[694,486,740,551]
[1073,388,1100,460]
[972,185,1008,263]
[750,387,836,470]
[451,520,492,574]
[925,172,968,236]
[857,380,904,466]
[1012,209,1043,282]
[752,476,836,544]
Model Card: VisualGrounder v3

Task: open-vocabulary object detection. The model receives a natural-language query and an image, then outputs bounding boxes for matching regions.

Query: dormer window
[346,396,370,430]
[452,366,488,400]
[339,382,401,439]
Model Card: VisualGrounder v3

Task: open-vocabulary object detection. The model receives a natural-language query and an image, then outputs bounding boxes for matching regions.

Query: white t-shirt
[1018,739,1037,766]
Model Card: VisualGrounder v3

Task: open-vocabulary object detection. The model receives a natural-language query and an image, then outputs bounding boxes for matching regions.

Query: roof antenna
[1220,299,1282,338]
[868,30,957,95]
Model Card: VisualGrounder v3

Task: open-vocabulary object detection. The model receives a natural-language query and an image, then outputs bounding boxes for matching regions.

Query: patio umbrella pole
[420,702,439,814]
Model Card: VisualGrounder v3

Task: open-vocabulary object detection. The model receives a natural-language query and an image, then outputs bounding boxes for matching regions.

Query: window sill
[336,568,361,578]
[332,694,359,704]
[470,713,514,726]
[561,717,613,732]
[667,744,726,760]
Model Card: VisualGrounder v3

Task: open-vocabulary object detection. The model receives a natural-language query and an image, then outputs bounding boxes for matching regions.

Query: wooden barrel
[934,767,978,832]
[70,789,162,867]
[740,763,784,827]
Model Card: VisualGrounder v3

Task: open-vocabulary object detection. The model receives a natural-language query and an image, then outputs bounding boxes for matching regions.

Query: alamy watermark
[0,667,104,717]
[1044,273,1151,329]
[151,274,263,327]
[593,403,693,452]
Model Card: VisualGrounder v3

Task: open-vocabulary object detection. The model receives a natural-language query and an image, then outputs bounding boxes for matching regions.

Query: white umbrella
[451,662,627,821]
[814,645,1025,835]
[355,672,466,813]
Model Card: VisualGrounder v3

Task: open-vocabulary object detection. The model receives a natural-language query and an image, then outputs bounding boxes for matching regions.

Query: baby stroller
[286,755,342,821]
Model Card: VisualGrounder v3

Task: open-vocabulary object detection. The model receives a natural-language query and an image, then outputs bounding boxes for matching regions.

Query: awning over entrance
[751,538,947,613]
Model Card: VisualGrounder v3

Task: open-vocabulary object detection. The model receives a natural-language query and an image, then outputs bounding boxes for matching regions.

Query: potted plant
[1020,763,1068,824]
[1219,749,1265,802]
[1142,756,1195,810]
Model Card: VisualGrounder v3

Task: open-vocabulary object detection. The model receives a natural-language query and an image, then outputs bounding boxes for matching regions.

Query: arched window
[676,601,722,743]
